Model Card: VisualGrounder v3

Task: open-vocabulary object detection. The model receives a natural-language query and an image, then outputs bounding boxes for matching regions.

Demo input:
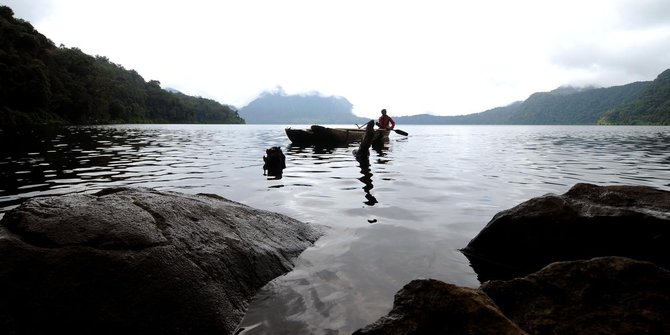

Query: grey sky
[5,0,669,118]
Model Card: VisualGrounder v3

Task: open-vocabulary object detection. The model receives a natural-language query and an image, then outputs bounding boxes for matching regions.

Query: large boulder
[356,257,670,335]
[353,279,527,335]
[461,183,670,281]
[355,183,670,334]
[481,256,670,335]
[0,187,322,335]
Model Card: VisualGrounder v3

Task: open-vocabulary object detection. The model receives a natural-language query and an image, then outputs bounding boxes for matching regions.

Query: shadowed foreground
[0,187,322,335]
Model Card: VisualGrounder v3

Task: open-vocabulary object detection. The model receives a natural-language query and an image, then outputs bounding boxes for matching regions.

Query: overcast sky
[5,0,670,118]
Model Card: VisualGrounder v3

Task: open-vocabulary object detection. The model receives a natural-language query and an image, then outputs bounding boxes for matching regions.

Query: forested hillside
[395,82,650,125]
[239,89,368,124]
[598,69,670,125]
[0,6,243,127]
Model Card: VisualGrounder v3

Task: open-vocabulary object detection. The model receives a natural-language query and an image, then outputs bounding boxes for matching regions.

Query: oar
[393,129,408,136]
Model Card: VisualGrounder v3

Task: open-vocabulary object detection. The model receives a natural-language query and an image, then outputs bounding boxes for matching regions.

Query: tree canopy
[598,69,670,125]
[0,6,244,127]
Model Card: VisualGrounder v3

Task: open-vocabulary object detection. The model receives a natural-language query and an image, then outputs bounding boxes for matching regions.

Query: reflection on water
[357,155,377,206]
[1,125,670,334]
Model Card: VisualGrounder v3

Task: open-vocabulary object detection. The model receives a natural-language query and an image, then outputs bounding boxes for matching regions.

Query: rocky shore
[0,187,322,335]
[355,183,670,334]
[1,183,668,334]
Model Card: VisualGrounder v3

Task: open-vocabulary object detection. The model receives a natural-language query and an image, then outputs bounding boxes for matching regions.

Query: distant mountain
[396,81,650,125]
[239,90,368,124]
[598,69,670,125]
[395,102,523,125]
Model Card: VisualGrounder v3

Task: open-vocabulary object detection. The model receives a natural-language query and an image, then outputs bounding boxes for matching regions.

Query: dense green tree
[0,5,244,127]
[598,69,670,125]
[395,81,653,125]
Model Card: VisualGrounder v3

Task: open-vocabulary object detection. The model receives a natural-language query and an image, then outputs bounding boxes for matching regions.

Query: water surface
[1,124,669,334]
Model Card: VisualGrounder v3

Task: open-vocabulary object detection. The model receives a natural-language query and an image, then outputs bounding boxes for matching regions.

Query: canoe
[285,125,389,145]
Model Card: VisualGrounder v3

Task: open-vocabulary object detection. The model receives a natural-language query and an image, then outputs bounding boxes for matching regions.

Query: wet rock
[353,279,527,335]
[0,187,322,335]
[357,184,670,334]
[357,257,670,335]
[481,256,670,335]
[461,183,670,281]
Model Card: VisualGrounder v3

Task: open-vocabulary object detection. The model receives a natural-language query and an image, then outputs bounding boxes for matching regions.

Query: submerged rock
[461,183,670,281]
[0,187,322,335]
[353,278,527,335]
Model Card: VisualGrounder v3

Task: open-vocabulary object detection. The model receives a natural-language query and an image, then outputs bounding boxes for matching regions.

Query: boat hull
[285,126,389,145]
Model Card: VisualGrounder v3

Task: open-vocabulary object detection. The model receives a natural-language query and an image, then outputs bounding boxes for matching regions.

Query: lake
[1,124,669,334]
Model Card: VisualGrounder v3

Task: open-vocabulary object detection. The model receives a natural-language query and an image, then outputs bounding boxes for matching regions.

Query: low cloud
[618,0,670,29]
[550,0,670,87]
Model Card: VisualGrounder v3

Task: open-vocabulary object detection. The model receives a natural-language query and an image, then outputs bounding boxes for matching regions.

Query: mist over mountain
[2,3,667,126]
[238,89,368,124]
[239,68,669,126]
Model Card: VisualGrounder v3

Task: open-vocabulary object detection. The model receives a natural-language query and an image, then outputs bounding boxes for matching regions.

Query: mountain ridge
[238,89,368,124]
[395,81,654,125]
[0,5,244,127]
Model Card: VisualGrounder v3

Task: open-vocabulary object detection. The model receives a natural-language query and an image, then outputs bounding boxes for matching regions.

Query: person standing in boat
[376,109,396,130]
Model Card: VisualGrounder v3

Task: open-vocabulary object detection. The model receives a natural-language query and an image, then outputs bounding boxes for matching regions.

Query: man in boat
[376,109,395,130]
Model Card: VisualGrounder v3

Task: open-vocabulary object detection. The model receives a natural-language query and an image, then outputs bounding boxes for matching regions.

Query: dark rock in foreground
[482,256,670,335]
[356,257,670,335]
[461,183,670,281]
[356,184,670,334]
[353,279,527,335]
[0,187,322,335]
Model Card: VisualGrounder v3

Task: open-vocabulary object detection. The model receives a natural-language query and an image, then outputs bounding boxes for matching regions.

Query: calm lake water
[1,124,669,334]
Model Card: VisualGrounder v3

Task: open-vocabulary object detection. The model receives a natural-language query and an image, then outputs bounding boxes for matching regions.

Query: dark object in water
[354,120,377,158]
[263,147,286,178]
[285,125,390,146]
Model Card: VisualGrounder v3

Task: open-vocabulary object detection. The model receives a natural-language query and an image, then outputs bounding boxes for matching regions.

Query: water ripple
[1,124,669,334]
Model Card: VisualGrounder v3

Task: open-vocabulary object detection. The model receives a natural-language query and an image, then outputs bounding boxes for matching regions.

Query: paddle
[359,122,408,136]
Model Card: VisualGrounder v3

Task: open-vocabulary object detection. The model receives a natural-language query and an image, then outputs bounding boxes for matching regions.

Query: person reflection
[354,120,379,206]
[357,154,378,206]
[263,146,286,180]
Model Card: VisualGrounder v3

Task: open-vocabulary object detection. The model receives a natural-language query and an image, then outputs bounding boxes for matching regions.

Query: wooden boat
[285,125,390,145]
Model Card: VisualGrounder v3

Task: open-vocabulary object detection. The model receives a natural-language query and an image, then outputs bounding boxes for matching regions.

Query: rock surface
[356,183,670,334]
[353,278,527,335]
[356,257,670,335]
[0,187,322,335]
[461,183,670,281]
[482,256,670,335]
